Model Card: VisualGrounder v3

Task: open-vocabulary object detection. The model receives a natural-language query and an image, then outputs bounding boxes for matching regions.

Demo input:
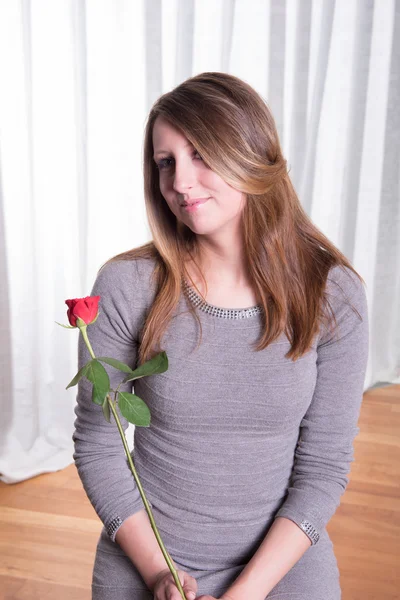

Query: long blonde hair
[105,71,364,365]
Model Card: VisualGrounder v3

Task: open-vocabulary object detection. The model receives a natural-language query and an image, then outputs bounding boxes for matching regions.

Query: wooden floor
[1,384,399,600]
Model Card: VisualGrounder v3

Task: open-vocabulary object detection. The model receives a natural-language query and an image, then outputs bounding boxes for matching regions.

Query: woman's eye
[156,151,203,171]
[157,158,174,170]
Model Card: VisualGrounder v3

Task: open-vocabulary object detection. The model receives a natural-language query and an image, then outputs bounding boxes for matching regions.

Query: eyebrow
[153,141,194,158]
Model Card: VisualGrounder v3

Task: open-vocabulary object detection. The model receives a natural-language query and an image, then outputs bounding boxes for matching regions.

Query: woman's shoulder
[325,263,366,306]
[94,254,158,305]
[99,253,157,280]
[318,263,368,345]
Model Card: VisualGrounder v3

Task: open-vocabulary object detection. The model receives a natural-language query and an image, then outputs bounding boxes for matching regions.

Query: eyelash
[156,150,203,171]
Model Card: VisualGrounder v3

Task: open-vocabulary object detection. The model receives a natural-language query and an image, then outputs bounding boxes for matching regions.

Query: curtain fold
[0,0,398,484]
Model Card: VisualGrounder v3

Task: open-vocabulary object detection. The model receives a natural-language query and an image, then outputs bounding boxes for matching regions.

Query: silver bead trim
[106,516,123,539]
[182,278,263,319]
[300,519,320,545]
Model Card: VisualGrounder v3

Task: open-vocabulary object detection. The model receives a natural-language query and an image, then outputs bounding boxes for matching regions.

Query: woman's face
[152,116,246,236]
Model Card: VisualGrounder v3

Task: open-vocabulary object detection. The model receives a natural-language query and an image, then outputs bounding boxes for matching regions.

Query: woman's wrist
[221,581,265,600]
[148,567,172,592]
[115,510,173,591]
[222,517,311,599]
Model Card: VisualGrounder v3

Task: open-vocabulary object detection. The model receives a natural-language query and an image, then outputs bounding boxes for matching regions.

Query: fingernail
[187,592,196,600]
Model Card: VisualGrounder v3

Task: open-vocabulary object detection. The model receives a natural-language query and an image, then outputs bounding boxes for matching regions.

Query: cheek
[204,170,222,189]
[159,186,179,215]
[159,179,174,205]
[205,171,240,203]
[158,176,167,194]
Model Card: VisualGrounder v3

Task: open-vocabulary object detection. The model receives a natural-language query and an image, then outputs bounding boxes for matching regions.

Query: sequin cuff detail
[300,520,320,545]
[106,516,123,540]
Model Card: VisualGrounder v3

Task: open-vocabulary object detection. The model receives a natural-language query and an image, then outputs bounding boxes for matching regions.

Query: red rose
[65,295,100,327]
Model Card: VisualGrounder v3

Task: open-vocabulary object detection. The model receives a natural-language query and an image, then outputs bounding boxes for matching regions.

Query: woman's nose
[172,159,197,192]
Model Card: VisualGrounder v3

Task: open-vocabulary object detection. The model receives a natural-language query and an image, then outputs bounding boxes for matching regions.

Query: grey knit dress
[73,256,369,599]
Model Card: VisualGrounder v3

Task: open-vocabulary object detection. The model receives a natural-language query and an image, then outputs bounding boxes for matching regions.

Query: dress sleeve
[72,259,149,541]
[274,266,369,545]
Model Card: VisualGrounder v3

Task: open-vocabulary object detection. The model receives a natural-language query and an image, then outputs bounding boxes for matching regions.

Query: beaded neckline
[181,278,263,319]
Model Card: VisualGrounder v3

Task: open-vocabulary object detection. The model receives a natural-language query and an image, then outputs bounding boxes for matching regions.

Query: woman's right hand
[152,567,198,600]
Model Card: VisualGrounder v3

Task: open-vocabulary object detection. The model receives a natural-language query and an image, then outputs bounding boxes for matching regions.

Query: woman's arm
[73,260,200,599]
[115,508,175,590]
[216,517,311,600]
[223,266,370,599]
[73,260,147,539]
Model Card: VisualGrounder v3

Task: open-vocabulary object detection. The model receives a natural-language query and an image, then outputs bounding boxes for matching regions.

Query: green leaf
[97,357,135,374]
[118,391,151,427]
[55,321,76,330]
[102,395,111,422]
[122,351,168,383]
[66,361,93,389]
[85,360,110,405]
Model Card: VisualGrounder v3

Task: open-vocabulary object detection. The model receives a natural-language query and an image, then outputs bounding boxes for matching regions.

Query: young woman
[73,72,369,600]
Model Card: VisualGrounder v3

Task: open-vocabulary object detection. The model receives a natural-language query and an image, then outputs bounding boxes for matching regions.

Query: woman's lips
[182,198,209,212]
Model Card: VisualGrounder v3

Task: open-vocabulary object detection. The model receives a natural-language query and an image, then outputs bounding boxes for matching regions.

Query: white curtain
[0,0,398,484]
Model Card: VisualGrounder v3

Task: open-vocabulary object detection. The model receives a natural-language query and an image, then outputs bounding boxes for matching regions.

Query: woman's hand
[152,567,198,600]
[196,595,237,600]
